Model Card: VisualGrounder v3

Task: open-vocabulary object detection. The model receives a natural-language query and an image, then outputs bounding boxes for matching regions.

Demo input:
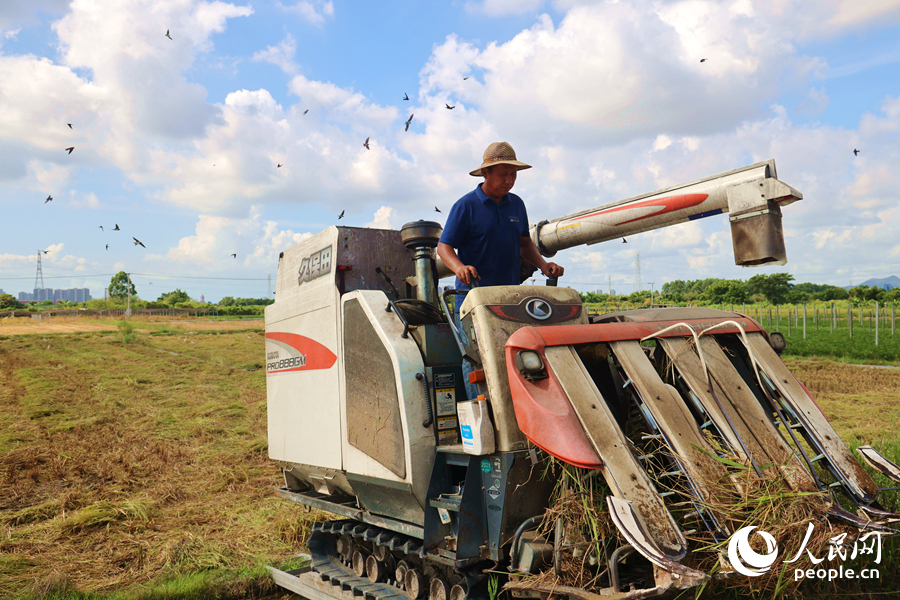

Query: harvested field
[0,324,897,599]
[0,325,311,599]
[0,315,263,337]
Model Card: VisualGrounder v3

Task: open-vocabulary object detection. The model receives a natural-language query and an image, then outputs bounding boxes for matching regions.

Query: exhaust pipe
[400,220,443,304]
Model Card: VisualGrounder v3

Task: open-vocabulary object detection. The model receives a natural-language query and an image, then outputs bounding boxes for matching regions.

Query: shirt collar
[476,183,508,205]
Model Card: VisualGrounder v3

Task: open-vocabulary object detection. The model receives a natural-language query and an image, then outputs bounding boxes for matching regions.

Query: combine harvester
[265,160,900,599]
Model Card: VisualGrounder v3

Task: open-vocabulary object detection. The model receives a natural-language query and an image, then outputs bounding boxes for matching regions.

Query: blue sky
[1,0,899,302]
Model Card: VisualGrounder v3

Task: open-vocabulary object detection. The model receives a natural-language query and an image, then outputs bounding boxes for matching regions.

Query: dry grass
[0,328,316,599]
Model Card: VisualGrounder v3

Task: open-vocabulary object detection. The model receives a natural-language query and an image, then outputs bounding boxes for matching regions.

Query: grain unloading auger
[265,160,900,600]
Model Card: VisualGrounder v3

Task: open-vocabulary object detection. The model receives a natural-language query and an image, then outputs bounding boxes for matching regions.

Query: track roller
[366,554,387,583]
[352,550,368,578]
[429,577,449,600]
[449,584,466,600]
[404,568,427,599]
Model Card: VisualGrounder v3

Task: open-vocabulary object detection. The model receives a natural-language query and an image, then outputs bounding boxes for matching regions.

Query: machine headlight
[515,350,547,381]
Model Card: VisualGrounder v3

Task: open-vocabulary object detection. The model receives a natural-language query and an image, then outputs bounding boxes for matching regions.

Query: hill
[854,275,900,289]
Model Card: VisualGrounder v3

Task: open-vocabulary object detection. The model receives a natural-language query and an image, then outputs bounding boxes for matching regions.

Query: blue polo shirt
[439,183,529,289]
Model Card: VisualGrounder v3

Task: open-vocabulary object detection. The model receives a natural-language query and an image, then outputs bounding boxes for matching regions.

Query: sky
[1,0,899,303]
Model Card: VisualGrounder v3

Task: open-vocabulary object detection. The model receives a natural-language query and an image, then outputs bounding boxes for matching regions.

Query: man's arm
[520,236,564,278]
[437,242,479,286]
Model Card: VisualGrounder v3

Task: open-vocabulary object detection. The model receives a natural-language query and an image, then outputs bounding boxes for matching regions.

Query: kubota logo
[727,526,779,577]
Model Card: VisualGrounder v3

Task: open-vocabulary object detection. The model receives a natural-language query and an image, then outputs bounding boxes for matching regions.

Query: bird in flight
[363,137,370,149]
[622,238,627,243]
[277,163,283,168]
[65,147,74,154]
[446,103,455,110]
[45,195,52,203]
[67,123,73,129]
[43,249,50,254]
[434,206,441,213]
[463,77,469,80]
[338,210,345,220]
[853,149,860,156]
[105,244,109,250]
[303,109,309,115]
[405,114,414,131]
[166,29,172,40]
[231,253,237,258]
[403,93,409,101]
[700,58,707,63]
[113,224,120,230]
[99,225,104,231]
[133,237,146,248]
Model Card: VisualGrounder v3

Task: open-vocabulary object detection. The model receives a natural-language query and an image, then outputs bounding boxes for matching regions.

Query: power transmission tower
[634,252,642,292]
[34,250,45,291]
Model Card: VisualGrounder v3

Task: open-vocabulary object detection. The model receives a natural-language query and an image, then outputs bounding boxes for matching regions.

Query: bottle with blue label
[456,395,495,455]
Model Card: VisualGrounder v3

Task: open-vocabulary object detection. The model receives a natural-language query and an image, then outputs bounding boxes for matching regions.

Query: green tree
[811,286,849,301]
[662,280,690,303]
[0,294,21,310]
[218,296,236,307]
[157,289,191,305]
[747,273,794,305]
[108,271,136,301]
[704,280,749,304]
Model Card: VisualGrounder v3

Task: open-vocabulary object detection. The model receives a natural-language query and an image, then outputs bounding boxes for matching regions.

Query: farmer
[437,141,564,289]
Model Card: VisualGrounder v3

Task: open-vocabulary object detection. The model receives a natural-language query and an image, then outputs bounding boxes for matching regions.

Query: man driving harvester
[437,141,564,288]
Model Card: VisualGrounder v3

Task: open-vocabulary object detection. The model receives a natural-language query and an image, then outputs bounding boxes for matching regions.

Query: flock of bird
[35,30,255,262]
[41,36,864,248]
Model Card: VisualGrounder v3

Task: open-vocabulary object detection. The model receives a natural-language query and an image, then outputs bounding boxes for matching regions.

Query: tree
[218,296,236,307]
[747,273,794,305]
[662,280,690,303]
[108,271,136,301]
[0,294,21,310]
[704,280,749,304]
[157,289,191,305]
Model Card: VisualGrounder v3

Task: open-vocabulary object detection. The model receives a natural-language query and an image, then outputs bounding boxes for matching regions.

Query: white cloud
[365,206,395,229]
[253,34,298,74]
[279,1,334,25]
[466,0,544,17]
[68,191,103,209]
[166,208,317,266]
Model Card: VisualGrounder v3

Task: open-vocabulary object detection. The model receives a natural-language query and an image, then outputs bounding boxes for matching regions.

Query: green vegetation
[580,274,899,307]
[107,271,137,301]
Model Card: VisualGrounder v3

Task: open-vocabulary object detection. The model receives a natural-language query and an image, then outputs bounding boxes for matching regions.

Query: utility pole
[34,250,45,300]
[125,273,132,318]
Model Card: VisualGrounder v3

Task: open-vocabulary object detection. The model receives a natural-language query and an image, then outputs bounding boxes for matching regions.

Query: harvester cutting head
[499,307,900,596]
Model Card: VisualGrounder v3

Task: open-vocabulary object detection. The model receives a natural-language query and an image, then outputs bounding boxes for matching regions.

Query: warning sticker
[438,429,458,444]
[434,373,455,388]
[437,416,458,431]
[435,389,456,416]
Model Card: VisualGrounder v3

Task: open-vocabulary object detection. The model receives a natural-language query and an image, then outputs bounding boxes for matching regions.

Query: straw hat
[469,141,532,176]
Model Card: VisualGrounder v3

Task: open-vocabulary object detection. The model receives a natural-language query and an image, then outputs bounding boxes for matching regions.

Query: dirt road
[0,315,263,336]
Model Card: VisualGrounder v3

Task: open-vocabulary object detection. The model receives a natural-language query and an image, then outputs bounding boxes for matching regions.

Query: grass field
[1,317,899,599]
[0,320,313,599]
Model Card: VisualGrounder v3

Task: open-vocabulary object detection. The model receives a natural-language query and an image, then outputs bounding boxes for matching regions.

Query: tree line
[578,274,900,306]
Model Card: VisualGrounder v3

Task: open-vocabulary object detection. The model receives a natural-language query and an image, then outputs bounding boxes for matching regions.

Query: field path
[0,316,263,336]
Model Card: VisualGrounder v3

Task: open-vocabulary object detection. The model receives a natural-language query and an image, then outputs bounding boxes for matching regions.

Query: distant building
[201,294,205,303]
[20,288,92,303]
